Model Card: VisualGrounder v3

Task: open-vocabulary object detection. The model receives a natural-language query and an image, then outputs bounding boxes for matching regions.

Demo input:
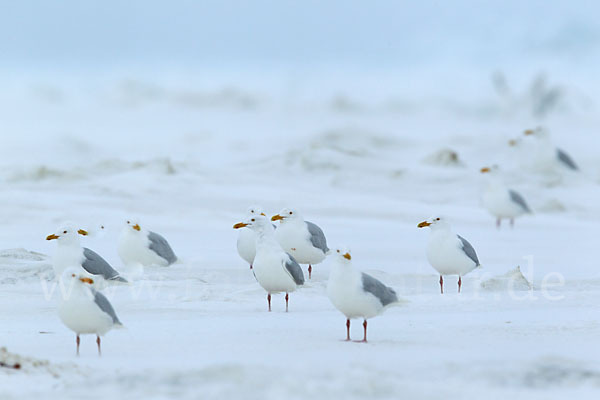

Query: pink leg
[267,293,271,312]
[96,336,101,356]
[285,293,289,312]
[496,218,501,229]
[439,275,444,294]
[76,335,80,356]
[345,319,351,341]
[308,265,312,280]
[458,276,462,293]
[361,320,368,342]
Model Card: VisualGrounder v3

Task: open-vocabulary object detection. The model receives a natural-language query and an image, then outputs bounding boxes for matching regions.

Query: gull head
[333,247,352,264]
[524,126,548,139]
[417,216,450,230]
[46,222,87,244]
[480,165,500,175]
[61,267,94,286]
[125,218,142,233]
[233,214,270,231]
[271,207,301,223]
[246,205,266,217]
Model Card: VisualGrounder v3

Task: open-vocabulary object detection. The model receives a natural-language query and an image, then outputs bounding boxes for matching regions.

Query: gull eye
[63,230,67,234]
[71,274,75,277]
[337,250,340,253]
[289,211,293,215]
[127,221,130,224]
[251,218,255,222]
[436,218,440,221]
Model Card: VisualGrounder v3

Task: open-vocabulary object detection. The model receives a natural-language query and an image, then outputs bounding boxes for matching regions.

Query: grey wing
[148,231,177,264]
[361,273,398,306]
[82,248,127,282]
[305,221,329,253]
[556,148,578,171]
[457,235,480,266]
[509,189,532,213]
[284,254,305,285]
[91,288,122,325]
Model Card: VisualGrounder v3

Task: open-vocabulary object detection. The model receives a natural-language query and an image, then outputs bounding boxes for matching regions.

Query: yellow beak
[79,277,94,284]
[271,214,284,221]
[233,222,248,229]
[417,221,431,228]
[343,252,351,260]
[133,224,141,231]
[480,167,491,173]
[77,229,88,236]
[46,234,59,240]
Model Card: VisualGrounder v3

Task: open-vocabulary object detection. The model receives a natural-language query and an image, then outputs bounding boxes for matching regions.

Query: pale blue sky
[1,0,598,71]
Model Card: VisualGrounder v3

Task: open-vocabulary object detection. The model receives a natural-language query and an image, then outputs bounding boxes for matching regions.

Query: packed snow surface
[2,1,600,398]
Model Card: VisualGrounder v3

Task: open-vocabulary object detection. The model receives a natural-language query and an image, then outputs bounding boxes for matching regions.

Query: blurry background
[2,3,600,398]
[1,0,598,168]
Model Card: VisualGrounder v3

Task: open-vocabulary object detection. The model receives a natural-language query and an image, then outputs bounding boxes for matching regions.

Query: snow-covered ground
[1,73,599,399]
[2,1,600,398]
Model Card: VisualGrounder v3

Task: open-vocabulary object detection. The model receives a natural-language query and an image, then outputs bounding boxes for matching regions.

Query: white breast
[327,264,384,320]
[53,245,84,277]
[58,287,114,336]
[252,249,297,294]
[236,229,257,265]
[426,231,477,276]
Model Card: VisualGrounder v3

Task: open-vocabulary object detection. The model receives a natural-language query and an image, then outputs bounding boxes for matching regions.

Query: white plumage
[58,268,123,356]
[327,248,398,342]
[47,222,127,288]
[271,208,329,279]
[236,206,266,269]
[510,127,579,173]
[233,214,304,311]
[418,216,480,294]
[480,166,532,228]
[118,219,177,268]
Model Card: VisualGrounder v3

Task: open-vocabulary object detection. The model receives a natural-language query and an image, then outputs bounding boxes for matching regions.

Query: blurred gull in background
[480,165,532,228]
[509,127,579,174]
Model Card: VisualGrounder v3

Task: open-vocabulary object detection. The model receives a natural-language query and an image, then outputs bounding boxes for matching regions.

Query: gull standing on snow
[509,127,579,172]
[118,219,177,267]
[58,268,123,356]
[327,248,398,342]
[418,217,480,293]
[271,208,329,279]
[480,166,532,228]
[236,206,266,269]
[233,214,304,311]
[47,222,127,285]
[524,127,579,171]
